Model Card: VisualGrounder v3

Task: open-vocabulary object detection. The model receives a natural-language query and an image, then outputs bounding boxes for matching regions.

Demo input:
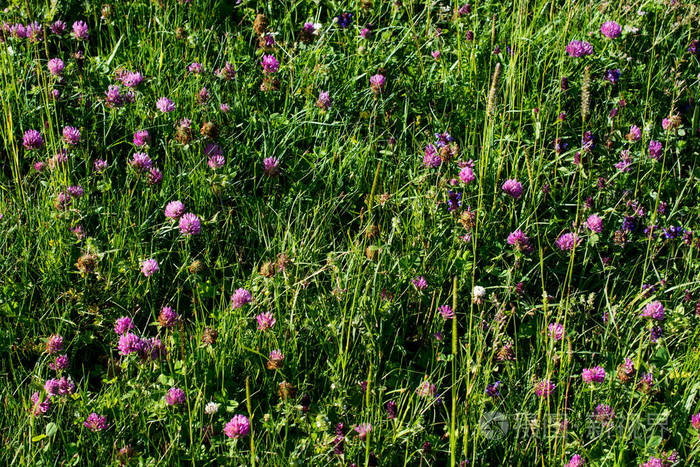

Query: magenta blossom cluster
[165,387,187,406]
[501,179,523,199]
[23,129,43,150]
[585,214,603,233]
[114,317,134,335]
[641,301,665,321]
[581,365,606,383]
[158,306,180,328]
[369,74,386,94]
[438,305,454,319]
[165,200,186,219]
[105,85,135,108]
[355,422,372,440]
[411,276,428,290]
[63,126,80,145]
[84,413,108,432]
[224,415,250,438]
[46,334,64,354]
[507,229,533,253]
[31,392,51,416]
[556,232,580,251]
[133,130,150,147]
[547,322,564,341]
[261,54,280,74]
[459,167,475,184]
[534,379,555,397]
[256,312,276,331]
[44,377,75,396]
[156,97,176,113]
[231,288,252,309]
[48,58,65,76]
[117,332,166,361]
[423,144,442,168]
[179,213,201,235]
[141,258,159,277]
[600,21,622,39]
[566,40,593,57]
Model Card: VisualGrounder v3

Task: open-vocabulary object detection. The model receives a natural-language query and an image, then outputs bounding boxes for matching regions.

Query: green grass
[0,0,699,465]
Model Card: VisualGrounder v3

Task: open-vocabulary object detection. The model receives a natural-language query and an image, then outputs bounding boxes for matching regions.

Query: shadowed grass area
[0,0,699,465]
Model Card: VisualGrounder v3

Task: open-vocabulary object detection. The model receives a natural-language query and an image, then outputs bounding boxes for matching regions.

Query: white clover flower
[472,286,487,304]
[204,402,220,415]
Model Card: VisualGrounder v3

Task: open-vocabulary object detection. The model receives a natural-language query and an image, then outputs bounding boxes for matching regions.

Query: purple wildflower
[84,413,108,431]
[263,157,281,176]
[129,152,152,171]
[507,229,533,253]
[547,323,564,341]
[156,97,175,113]
[179,213,201,236]
[188,62,203,74]
[556,232,579,251]
[165,387,186,406]
[141,258,159,277]
[582,366,606,383]
[231,288,252,309]
[31,392,51,416]
[459,167,475,184]
[355,423,372,440]
[62,126,80,145]
[585,214,603,233]
[165,201,185,220]
[615,150,632,172]
[72,21,89,40]
[566,454,585,467]
[158,307,180,328]
[256,312,276,331]
[316,91,331,110]
[604,69,621,84]
[501,179,523,199]
[58,377,75,395]
[385,401,398,420]
[261,54,280,74]
[50,21,67,35]
[566,40,594,57]
[641,301,665,321]
[49,354,69,371]
[224,415,250,439]
[369,74,386,94]
[600,21,622,39]
[133,130,150,147]
[691,413,700,430]
[438,305,454,319]
[627,125,642,141]
[46,334,64,354]
[23,129,43,150]
[47,58,65,76]
[208,154,225,169]
[423,144,442,168]
[66,185,84,198]
[114,317,134,335]
[648,140,662,160]
[485,381,501,397]
[411,276,428,290]
[534,379,555,397]
[44,378,60,396]
[336,13,353,28]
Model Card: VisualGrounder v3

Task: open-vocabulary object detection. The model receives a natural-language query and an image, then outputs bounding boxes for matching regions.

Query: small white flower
[472,286,486,299]
[204,402,220,415]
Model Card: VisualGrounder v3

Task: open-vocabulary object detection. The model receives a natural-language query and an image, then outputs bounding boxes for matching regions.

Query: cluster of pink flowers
[581,366,606,384]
